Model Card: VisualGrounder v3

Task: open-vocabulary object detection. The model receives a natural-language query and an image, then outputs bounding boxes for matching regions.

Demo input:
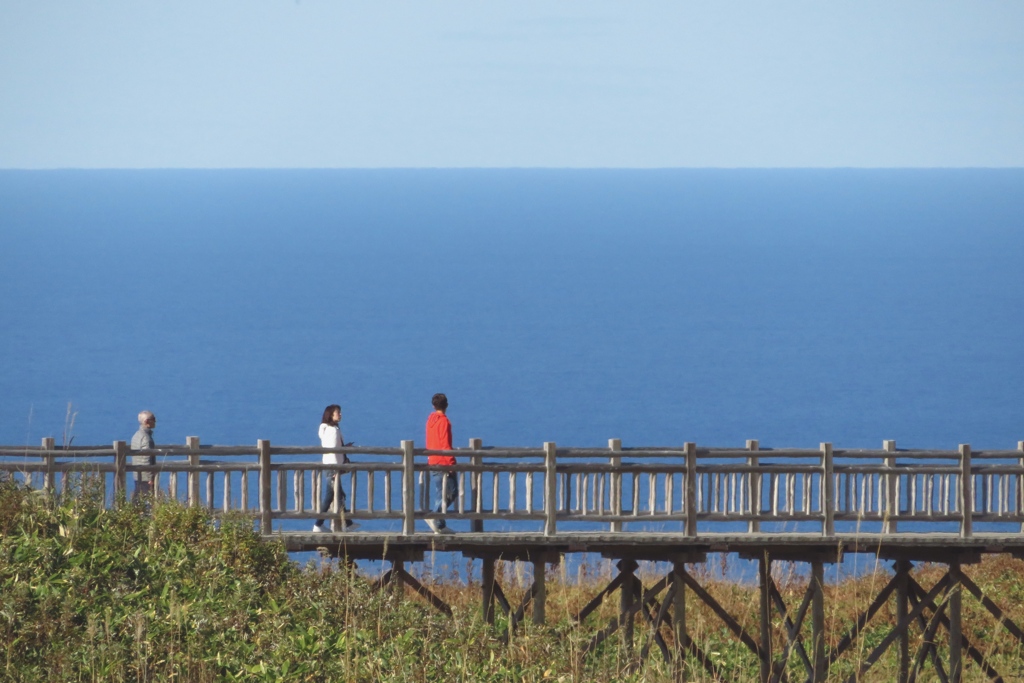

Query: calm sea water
[2,169,1021,453]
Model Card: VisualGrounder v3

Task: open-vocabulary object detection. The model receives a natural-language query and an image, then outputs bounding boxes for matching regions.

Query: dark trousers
[316,473,350,527]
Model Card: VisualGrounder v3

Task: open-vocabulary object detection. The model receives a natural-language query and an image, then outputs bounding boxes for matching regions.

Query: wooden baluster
[333,471,341,518]
[647,473,656,515]
[770,474,779,516]
[509,471,517,514]
[276,465,286,515]
[350,465,359,519]
[223,470,232,512]
[493,474,500,516]
[367,468,375,514]
[787,472,796,516]
[313,469,321,516]
[526,471,534,514]
[666,472,674,515]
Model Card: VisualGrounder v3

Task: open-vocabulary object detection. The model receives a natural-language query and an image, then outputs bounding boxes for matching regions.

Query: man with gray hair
[130,411,157,502]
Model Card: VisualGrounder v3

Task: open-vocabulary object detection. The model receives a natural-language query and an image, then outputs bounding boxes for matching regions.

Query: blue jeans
[430,470,458,529]
[316,473,350,527]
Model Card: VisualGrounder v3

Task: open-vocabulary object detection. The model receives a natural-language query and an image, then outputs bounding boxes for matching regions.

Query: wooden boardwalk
[4,436,1024,682]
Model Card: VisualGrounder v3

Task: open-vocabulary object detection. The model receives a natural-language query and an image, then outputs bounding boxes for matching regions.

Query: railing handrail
[5,443,1024,459]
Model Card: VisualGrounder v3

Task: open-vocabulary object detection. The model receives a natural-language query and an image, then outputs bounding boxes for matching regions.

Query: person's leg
[336,484,354,528]
[132,474,152,503]
[443,471,457,510]
[431,469,446,530]
[315,473,335,528]
[131,455,155,503]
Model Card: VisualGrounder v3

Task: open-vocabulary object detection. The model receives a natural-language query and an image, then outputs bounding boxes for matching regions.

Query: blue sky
[1,1,1022,168]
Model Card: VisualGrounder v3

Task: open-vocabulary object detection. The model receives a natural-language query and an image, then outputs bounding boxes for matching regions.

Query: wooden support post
[619,559,637,655]
[1019,441,1024,534]
[949,562,963,683]
[113,440,127,502]
[758,554,772,683]
[811,559,826,683]
[610,438,622,532]
[533,559,546,625]
[896,560,911,683]
[187,436,200,507]
[959,444,972,538]
[482,558,496,625]
[672,562,688,683]
[884,439,898,534]
[747,439,760,534]
[402,440,416,535]
[544,442,557,536]
[821,443,834,536]
[469,438,483,533]
[258,439,272,534]
[42,437,55,493]
[685,442,697,537]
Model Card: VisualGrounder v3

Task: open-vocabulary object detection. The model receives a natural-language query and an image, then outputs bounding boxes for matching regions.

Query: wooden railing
[2,438,1023,537]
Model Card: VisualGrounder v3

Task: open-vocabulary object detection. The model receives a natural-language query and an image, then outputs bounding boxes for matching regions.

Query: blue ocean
[2,169,1021,455]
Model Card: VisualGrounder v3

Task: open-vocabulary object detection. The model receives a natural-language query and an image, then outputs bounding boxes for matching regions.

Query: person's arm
[443,419,453,451]
[337,429,350,463]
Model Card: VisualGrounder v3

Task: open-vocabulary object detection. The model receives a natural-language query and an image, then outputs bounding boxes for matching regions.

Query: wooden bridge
[4,436,1024,682]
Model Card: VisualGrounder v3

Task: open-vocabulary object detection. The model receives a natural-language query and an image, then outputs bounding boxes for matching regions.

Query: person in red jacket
[426,393,456,534]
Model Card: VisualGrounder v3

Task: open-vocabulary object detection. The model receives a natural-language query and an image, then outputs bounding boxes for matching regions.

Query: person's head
[431,393,448,413]
[138,410,156,429]
[322,404,341,426]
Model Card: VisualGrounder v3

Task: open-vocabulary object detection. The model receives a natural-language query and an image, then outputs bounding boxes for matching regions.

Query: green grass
[2,477,1024,682]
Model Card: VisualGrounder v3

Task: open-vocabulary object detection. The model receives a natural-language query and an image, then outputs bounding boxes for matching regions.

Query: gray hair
[138,410,154,426]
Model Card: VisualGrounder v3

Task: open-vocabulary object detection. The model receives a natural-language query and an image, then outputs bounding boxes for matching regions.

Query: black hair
[431,393,448,411]
[322,404,341,426]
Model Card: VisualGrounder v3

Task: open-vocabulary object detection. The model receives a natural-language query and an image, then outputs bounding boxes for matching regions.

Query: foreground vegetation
[2,479,1024,682]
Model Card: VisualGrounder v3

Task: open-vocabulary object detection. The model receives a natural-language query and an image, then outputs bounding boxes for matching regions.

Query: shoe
[343,521,360,532]
[434,526,455,535]
[312,523,325,533]
[426,519,439,533]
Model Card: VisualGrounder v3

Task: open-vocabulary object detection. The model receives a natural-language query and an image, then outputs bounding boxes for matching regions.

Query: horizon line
[2,165,1024,172]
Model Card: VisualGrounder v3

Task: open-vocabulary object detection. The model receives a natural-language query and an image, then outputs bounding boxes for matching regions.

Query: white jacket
[319,423,344,465]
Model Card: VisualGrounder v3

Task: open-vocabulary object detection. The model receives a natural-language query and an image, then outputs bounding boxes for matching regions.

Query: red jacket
[426,411,455,466]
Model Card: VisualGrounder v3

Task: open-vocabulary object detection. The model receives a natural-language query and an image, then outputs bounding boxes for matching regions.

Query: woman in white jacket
[313,404,357,532]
